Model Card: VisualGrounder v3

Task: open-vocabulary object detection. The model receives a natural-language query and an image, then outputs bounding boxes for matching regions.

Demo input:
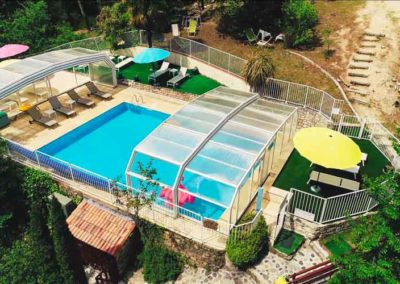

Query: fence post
[108,180,113,203]
[304,87,309,107]
[69,164,75,182]
[319,199,327,223]
[359,118,366,138]
[228,55,231,73]
[35,152,41,168]
[338,114,344,133]
[139,30,142,45]
[208,46,210,63]
[285,84,291,103]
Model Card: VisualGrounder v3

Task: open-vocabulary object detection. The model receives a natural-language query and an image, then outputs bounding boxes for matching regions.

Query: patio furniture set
[245,28,285,47]
[26,82,111,128]
[148,61,189,88]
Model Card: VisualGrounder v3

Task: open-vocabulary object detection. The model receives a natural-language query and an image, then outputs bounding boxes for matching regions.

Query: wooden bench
[308,170,360,191]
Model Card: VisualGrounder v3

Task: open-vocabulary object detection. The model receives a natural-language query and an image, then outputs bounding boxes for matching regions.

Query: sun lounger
[67,90,95,107]
[86,82,112,99]
[188,19,197,37]
[167,67,188,87]
[245,28,258,44]
[172,24,179,37]
[48,96,76,117]
[256,29,274,47]
[308,170,360,191]
[26,106,58,127]
[115,57,133,70]
[149,62,170,81]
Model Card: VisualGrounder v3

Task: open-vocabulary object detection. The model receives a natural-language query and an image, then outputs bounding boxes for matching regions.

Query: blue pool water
[40,103,227,220]
[40,103,168,183]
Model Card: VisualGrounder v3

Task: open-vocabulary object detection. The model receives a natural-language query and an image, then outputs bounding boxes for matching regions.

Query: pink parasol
[160,184,195,208]
[0,44,29,59]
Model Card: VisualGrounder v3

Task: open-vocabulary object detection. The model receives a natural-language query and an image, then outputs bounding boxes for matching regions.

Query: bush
[226,215,269,269]
[139,245,183,284]
[22,168,58,204]
[282,0,318,48]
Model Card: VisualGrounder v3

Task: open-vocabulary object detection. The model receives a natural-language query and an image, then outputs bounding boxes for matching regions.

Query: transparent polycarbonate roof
[134,86,296,187]
[0,48,113,99]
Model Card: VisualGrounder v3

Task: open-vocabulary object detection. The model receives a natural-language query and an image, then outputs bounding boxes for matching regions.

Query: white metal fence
[228,209,263,243]
[261,78,344,119]
[287,188,378,224]
[329,114,400,168]
[3,138,263,245]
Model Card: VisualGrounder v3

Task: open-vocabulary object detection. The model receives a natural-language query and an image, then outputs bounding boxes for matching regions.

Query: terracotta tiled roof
[67,201,135,257]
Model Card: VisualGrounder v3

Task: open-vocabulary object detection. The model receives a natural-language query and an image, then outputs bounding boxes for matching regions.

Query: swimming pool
[40,103,169,182]
[40,102,226,220]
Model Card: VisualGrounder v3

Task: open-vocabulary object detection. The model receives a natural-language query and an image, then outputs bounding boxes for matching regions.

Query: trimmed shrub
[22,167,58,204]
[139,245,183,284]
[282,0,318,48]
[227,215,269,269]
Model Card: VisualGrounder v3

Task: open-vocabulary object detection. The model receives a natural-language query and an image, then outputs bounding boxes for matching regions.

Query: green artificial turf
[323,234,352,257]
[273,229,305,255]
[117,62,222,95]
[273,138,389,198]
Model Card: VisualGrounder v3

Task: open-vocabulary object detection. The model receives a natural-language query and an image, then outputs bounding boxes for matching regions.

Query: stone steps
[362,36,380,42]
[360,43,376,48]
[364,31,385,38]
[350,79,370,86]
[346,88,370,96]
[353,56,373,63]
[356,49,376,56]
[349,64,369,70]
[348,72,368,78]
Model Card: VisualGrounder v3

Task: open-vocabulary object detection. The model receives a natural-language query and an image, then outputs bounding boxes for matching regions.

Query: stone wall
[283,212,375,240]
[295,108,329,130]
[163,230,226,271]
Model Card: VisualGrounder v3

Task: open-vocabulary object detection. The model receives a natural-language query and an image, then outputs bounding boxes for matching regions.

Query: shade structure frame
[0,48,117,100]
[125,86,297,220]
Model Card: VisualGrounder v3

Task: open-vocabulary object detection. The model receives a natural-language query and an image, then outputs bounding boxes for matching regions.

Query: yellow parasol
[293,127,362,169]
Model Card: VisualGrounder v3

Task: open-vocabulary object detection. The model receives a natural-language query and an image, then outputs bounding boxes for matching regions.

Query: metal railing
[3,138,254,246]
[329,114,400,168]
[228,209,263,243]
[261,78,343,119]
[287,188,378,224]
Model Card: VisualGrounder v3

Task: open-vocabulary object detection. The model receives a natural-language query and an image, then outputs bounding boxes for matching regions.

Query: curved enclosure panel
[127,86,297,221]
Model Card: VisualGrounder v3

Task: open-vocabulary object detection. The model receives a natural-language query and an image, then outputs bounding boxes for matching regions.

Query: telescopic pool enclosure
[126,86,298,224]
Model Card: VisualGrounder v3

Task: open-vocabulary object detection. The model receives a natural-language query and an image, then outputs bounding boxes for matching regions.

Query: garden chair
[48,96,76,117]
[245,28,258,44]
[26,106,58,127]
[257,29,274,47]
[67,90,95,108]
[167,67,188,87]
[188,20,197,37]
[86,82,112,99]
[149,62,170,82]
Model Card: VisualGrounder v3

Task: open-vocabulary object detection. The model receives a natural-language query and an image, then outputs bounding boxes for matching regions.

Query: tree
[77,0,90,30]
[49,197,87,284]
[0,199,61,284]
[22,167,58,205]
[242,49,275,92]
[282,0,318,48]
[129,0,171,47]
[97,1,131,50]
[330,170,400,283]
[115,160,159,224]
[0,0,81,54]
[0,139,26,249]
[321,26,334,59]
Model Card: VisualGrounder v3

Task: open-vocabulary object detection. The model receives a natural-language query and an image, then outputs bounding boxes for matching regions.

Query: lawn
[273,138,389,198]
[118,62,222,95]
[322,231,353,257]
[273,229,305,256]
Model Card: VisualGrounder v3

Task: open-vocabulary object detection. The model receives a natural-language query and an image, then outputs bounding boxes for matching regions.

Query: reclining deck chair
[67,90,95,108]
[26,106,58,127]
[167,67,188,88]
[48,96,76,117]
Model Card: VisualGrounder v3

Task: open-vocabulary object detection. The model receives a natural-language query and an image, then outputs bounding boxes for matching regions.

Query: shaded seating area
[308,170,360,191]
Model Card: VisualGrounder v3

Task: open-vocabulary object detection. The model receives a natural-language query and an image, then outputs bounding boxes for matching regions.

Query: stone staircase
[345,30,385,105]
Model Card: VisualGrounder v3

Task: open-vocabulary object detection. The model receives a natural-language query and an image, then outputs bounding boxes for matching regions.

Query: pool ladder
[131,94,144,105]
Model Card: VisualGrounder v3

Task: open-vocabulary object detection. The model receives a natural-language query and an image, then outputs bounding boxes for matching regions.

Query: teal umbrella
[133,48,170,84]
[133,48,170,64]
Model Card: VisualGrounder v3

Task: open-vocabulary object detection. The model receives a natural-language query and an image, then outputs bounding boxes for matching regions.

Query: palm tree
[242,49,275,92]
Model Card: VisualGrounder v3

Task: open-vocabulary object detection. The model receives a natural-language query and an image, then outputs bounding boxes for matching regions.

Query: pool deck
[1,84,188,150]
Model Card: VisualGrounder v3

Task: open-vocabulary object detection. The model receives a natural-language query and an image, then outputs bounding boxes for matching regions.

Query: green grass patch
[323,233,352,257]
[273,138,389,198]
[117,62,222,95]
[273,229,304,256]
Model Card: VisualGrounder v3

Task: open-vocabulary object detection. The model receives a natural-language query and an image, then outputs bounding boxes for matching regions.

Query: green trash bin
[0,111,10,128]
